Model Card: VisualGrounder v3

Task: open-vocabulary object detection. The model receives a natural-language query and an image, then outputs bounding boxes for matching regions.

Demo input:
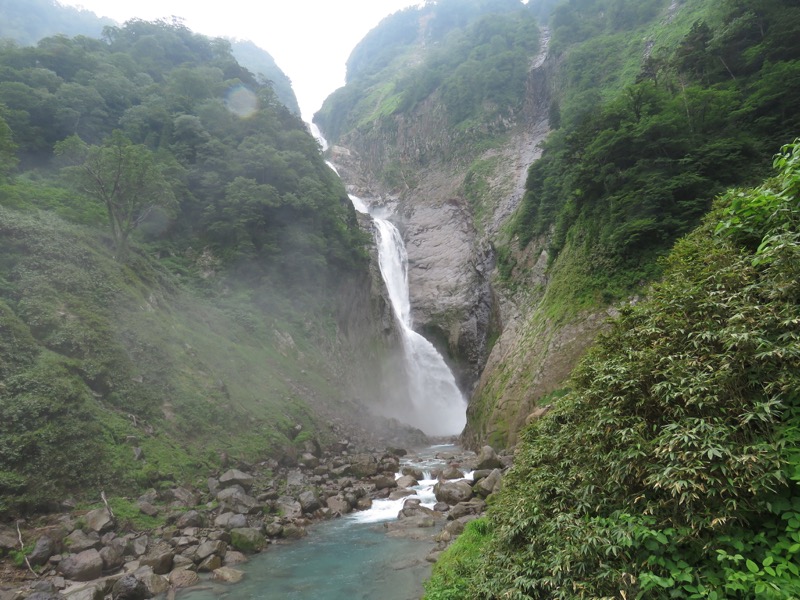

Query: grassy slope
[426,141,800,599]
[0,206,364,514]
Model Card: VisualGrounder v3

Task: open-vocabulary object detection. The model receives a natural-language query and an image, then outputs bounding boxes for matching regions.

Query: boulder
[213,512,248,530]
[298,490,321,514]
[349,455,378,478]
[440,465,465,480]
[449,499,486,520]
[100,540,126,571]
[218,469,254,490]
[65,530,101,553]
[61,580,107,600]
[216,486,259,515]
[110,575,150,600]
[136,572,169,597]
[129,536,148,558]
[395,475,418,488]
[264,522,283,538]
[275,497,302,520]
[325,495,351,515]
[473,468,502,498]
[299,453,319,469]
[197,555,222,572]
[59,549,104,582]
[28,535,56,567]
[372,475,397,490]
[211,567,245,584]
[168,569,198,589]
[175,510,204,529]
[136,502,159,518]
[229,528,266,553]
[474,446,502,470]
[84,509,115,534]
[223,551,248,566]
[281,524,306,539]
[193,540,226,562]
[434,480,474,505]
[139,546,173,575]
[168,487,199,508]
[401,466,425,480]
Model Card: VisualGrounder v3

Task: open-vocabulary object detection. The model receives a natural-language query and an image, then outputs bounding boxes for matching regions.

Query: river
[182,446,465,600]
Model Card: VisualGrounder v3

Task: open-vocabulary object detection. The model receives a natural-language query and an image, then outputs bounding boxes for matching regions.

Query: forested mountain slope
[426,139,800,599]
[0,20,390,515]
[315,0,800,449]
[0,0,301,115]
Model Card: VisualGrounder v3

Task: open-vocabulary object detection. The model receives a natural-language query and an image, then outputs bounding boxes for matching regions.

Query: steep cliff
[317,0,800,450]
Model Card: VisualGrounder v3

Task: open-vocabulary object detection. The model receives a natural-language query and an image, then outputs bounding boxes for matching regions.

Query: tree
[0,110,17,180]
[55,131,175,259]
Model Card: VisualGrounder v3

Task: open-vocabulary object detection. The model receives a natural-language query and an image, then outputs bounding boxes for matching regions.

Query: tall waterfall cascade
[312,126,466,436]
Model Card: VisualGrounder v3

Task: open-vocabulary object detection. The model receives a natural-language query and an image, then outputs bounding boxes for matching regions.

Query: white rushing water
[312,124,466,436]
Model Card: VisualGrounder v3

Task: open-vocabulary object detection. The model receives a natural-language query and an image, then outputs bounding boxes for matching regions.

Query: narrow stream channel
[182,446,463,600]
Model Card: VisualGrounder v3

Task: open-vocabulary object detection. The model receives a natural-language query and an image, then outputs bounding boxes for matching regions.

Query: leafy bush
[435,141,800,598]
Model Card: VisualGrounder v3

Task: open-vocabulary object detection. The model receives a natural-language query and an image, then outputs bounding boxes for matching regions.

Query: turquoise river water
[182,445,460,600]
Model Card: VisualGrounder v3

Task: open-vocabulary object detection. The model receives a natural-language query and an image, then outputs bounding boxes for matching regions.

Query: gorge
[0,0,799,598]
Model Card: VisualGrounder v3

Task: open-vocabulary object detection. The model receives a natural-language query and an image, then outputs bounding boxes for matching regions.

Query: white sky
[59,0,422,120]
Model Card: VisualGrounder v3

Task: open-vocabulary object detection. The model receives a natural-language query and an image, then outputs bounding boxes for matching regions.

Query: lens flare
[225,85,258,118]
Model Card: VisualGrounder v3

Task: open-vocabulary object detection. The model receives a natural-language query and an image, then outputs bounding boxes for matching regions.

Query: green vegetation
[425,141,800,598]
[315,0,539,161]
[0,18,376,516]
[0,0,113,46]
[506,0,800,315]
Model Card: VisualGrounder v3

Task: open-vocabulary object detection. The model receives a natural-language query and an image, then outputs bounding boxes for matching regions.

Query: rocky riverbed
[0,438,510,600]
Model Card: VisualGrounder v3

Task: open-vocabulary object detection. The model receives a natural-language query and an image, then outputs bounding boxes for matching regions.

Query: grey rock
[129,536,148,557]
[194,540,226,562]
[434,480,474,505]
[197,555,222,572]
[325,495,350,515]
[440,465,465,480]
[65,530,101,553]
[136,572,169,597]
[139,546,173,575]
[264,522,283,538]
[213,512,247,530]
[216,486,259,515]
[100,540,126,571]
[475,446,502,470]
[401,466,425,480]
[175,510,204,529]
[229,528,266,553]
[58,549,103,581]
[28,535,56,567]
[218,469,254,490]
[223,551,248,567]
[211,567,245,583]
[84,509,115,534]
[275,497,302,520]
[473,468,502,498]
[111,575,150,600]
[395,475,418,488]
[298,490,320,514]
[136,502,158,518]
[372,475,397,490]
[168,569,198,589]
[281,524,306,539]
[168,487,199,508]
[449,499,486,520]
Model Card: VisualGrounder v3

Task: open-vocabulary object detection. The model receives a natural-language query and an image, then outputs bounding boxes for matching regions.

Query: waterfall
[312,125,465,436]
[371,216,466,437]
